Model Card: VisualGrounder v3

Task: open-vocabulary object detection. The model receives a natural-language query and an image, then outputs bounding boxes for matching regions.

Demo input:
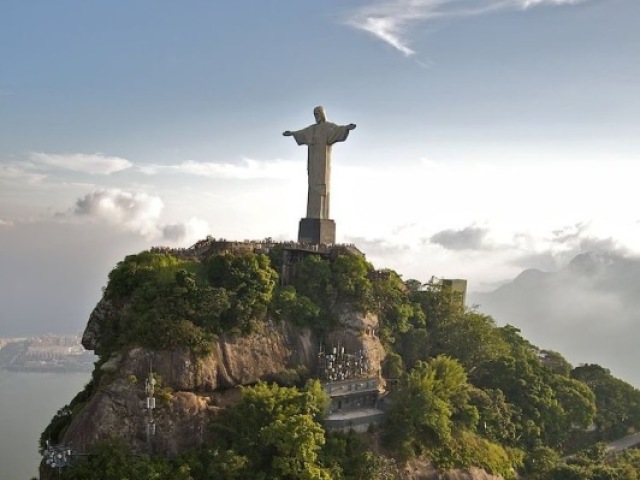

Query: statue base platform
[298,218,336,245]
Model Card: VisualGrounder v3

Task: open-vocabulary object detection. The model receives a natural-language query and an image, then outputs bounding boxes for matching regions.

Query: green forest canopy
[43,249,640,480]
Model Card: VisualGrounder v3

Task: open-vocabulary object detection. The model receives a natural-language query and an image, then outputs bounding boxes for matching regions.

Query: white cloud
[521,0,584,6]
[140,158,300,180]
[70,189,210,244]
[0,219,13,227]
[347,0,589,56]
[32,153,133,175]
[430,226,492,251]
[350,15,417,56]
[73,189,164,237]
[162,217,210,245]
[0,164,47,184]
[506,224,629,273]
[332,158,640,256]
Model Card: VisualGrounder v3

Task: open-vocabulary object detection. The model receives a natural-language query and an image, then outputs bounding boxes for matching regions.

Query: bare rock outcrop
[67,276,391,459]
[419,468,504,480]
[327,305,386,380]
[64,320,320,455]
[401,460,505,480]
[81,296,114,352]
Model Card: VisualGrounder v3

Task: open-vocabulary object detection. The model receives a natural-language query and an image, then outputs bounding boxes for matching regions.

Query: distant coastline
[5,363,94,373]
[0,334,96,373]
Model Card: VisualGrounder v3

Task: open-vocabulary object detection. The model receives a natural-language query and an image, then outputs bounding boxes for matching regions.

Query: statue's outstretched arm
[284,126,312,145]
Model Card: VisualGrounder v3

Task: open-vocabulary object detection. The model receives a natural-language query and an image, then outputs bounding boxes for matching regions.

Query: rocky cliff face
[64,297,385,457]
[62,294,502,480]
[80,296,112,353]
[405,463,505,480]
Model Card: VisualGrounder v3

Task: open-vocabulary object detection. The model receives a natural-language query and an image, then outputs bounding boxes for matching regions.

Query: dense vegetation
[43,248,640,479]
[95,249,377,357]
[99,251,276,355]
[51,381,396,480]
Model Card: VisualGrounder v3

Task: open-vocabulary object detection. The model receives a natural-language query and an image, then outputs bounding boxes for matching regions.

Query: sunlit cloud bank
[73,189,164,237]
[334,157,638,289]
[4,150,638,293]
[333,159,639,249]
[427,222,629,272]
[347,223,629,292]
[70,188,209,245]
[522,0,584,6]
[345,218,640,387]
[0,163,47,185]
[347,0,590,56]
[139,158,300,180]
[32,153,132,175]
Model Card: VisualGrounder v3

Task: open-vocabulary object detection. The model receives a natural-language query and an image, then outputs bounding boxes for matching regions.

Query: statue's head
[313,106,326,123]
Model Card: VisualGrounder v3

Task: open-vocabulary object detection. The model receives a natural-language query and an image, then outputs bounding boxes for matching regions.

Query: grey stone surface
[284,106,355,220]
[298,218,336,245]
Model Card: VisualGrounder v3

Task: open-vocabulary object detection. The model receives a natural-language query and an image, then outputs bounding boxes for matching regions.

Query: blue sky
[1,0,639,339]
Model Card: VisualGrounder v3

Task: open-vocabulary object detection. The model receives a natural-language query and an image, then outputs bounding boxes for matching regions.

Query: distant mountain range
[469,251,640,387]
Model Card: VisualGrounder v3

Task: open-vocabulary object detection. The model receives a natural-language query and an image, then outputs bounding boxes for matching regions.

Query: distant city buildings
[0,334,95,372]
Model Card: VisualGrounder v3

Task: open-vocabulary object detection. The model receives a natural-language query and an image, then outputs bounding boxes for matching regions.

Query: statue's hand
[347,123,356,130]
[283,131,293,136]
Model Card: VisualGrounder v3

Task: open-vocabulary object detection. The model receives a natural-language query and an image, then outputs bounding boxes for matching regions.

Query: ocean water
[0,370,91,480]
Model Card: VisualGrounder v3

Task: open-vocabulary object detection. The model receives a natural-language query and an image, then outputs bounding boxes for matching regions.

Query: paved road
[607,432,640,453]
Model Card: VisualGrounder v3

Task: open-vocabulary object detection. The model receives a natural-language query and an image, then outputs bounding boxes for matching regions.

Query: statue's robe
[291,121,352,219]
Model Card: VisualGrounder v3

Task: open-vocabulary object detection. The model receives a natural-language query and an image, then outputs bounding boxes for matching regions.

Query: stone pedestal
[298,218,336,245]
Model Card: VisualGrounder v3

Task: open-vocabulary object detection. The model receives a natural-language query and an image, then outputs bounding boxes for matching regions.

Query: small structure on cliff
[144,360,157,443]
[317,344,386,433]
[441,278,467,310]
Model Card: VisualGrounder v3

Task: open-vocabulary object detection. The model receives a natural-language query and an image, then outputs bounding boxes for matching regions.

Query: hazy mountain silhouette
[470,251,640,387]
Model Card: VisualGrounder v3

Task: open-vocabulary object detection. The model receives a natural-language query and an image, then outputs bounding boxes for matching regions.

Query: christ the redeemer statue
[283,106,356,244]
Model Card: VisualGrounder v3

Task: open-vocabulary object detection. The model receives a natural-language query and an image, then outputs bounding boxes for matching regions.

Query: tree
[409,278,458,326]
[523,445,561,479]
[261,413,331,480]
[106,251,194,299]
[551,375,596,431]
[404,279,423,292]
[398,328,429,370]
[270,286,321,327]
[382,351,404,379]
[292,255,334,312]
[206,253,278,332]
[547,464,590,480]
[371,269,425,345]
[58,437,180,480]
[540,349,573,377]
[209,381,332,479]
[572,364,640,439]
[468,387,519,445]
[179,448,250,480]
[426,311,510,378]
[385,356,474,458]
[473,326,596,449]
[331,254,374,309]
[320,432,400,480]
